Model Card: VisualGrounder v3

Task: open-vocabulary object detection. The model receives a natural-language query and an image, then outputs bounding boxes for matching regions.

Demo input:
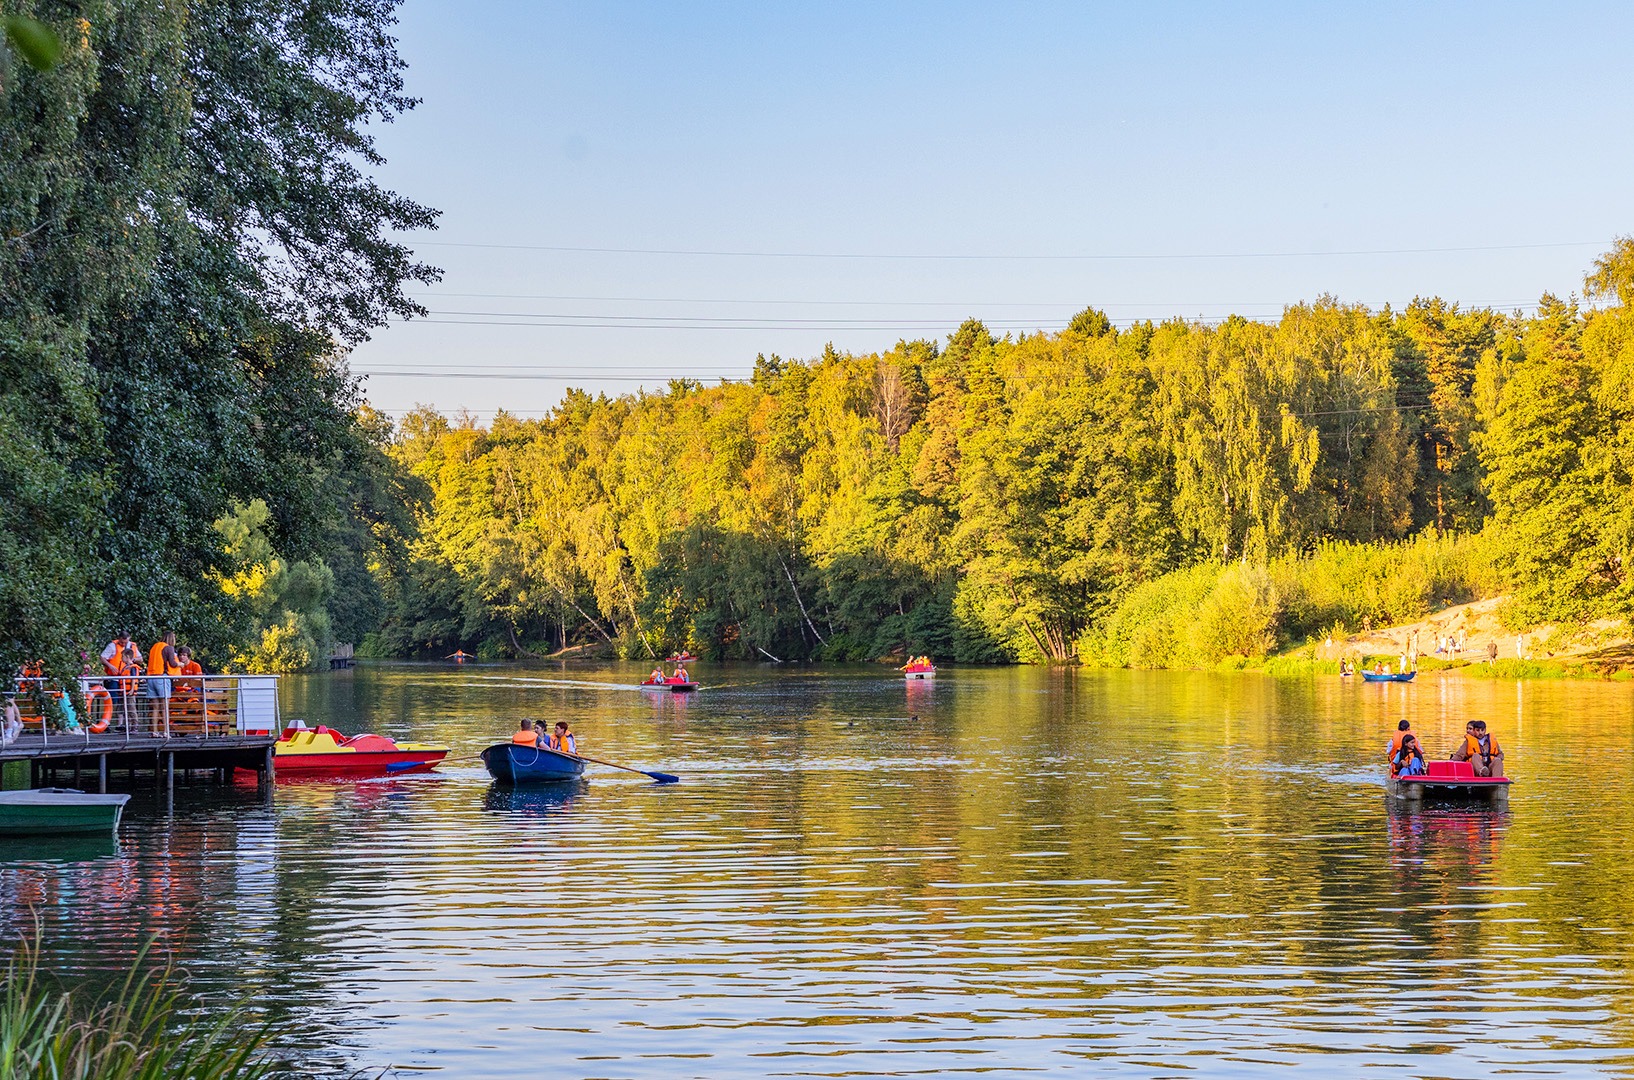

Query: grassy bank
[1080,534,1500,670]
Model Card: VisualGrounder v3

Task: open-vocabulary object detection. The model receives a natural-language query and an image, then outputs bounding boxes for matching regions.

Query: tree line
[362,243,1634,665]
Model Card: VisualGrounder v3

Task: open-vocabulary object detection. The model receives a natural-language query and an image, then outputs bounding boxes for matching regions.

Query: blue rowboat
[1361,671,1416,683]
[481,742,586,785]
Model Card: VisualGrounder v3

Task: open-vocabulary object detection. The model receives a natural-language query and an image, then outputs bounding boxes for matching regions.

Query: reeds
[0,935,276,1080]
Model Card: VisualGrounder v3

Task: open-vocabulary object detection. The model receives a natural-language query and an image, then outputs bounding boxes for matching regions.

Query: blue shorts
[146,676,172,699]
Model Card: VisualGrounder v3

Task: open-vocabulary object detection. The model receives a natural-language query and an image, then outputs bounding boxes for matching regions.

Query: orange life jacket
[149,642,179,677]
[1468,733,1501,759]
[548,731,575,754]
[512,729,539,746]
[103,643,129,675]
[1387,729,1413,762]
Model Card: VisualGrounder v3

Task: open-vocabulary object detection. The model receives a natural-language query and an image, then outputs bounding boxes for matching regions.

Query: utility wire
[407,238,1609,261]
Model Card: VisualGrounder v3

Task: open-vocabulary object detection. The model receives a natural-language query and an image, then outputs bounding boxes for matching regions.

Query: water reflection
[0,664,1631,1077]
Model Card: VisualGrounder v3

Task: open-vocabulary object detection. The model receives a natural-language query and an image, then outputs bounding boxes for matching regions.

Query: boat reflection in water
[483,780,586,817]
[0,834,121,863]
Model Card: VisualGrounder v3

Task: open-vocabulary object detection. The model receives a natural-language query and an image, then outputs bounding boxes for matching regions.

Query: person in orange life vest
[648,666,665,684]
[1451,719,1504,777]
[672,666,689,683]
[146,632,181,732]
[1391,733,1426,777]
[511,718,540,747]
[101,632,133,675]
[548,720,577,754]
[1385,718,1411,771]
[174,647,205,722]
[100,631,134,706]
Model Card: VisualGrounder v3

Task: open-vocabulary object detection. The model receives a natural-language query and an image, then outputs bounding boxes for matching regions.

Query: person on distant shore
[1452,720,1504,777]
[1487,641,1498,663]
[549,720,577,755]
[511,718,539,747]
[1392,734,1426,777]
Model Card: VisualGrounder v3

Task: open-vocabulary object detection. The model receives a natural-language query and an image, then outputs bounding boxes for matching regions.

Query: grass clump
[1081,533,1498,670]
[0,936,276,1079]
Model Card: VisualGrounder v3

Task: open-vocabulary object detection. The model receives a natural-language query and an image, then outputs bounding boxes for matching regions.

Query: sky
[351,1,1634,422]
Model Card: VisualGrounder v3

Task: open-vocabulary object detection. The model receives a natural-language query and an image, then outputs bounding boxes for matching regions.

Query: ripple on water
[3,664,1634,1077]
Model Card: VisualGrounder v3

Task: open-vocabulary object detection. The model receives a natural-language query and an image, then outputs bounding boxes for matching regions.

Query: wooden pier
[0,732,277,793]
[3,672,284,795]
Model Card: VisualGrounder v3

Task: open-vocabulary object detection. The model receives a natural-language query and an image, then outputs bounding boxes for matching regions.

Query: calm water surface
[5,663,1634,1078]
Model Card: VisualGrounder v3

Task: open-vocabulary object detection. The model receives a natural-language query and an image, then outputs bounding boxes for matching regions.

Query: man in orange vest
[511,718,539,747]
[147,632,181,734]
[1451,719,1504,777]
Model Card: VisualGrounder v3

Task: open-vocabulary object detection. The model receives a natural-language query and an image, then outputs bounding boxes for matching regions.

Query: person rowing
[511,718,539,747]
[447,650,473,663]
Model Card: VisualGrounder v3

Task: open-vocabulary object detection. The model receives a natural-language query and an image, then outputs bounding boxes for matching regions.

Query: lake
[4,663,1634,1078]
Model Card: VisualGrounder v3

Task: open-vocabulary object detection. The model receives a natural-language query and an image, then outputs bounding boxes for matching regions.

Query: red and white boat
[902,661,936,681]
[641,676,699,693]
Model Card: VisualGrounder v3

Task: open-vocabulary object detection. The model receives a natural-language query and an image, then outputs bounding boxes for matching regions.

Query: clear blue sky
[352,1,1634,420]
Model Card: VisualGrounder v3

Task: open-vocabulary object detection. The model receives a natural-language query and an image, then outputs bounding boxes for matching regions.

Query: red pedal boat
[1387,759,1511,808]
[249,725,450,778]
[641,677,699,693]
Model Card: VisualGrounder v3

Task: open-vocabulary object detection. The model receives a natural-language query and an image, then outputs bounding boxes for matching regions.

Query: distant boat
[902,662,935,681]
[641,677,699,693]
[481,742,586,785]
[1361,671,1416,683]
[0,790,131,836]
[665,652,699,664]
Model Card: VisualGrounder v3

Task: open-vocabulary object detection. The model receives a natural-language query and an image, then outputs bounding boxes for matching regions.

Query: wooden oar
[575,751,679,784]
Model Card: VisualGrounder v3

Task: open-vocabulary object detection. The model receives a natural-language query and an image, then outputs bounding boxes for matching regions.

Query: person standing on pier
[147,632,181,735]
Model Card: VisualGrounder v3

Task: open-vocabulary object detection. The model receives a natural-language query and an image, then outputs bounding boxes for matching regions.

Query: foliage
[0,937,276,1079]
[214,500,334,672]
[0,0,435,682]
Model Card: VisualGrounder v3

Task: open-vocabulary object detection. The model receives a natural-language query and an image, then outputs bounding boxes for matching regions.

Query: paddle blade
[646,771,680,784]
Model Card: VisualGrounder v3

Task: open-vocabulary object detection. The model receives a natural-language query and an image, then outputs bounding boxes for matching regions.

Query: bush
[1084,532,1500,670]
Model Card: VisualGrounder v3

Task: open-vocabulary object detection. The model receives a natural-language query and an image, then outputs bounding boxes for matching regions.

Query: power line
[411,290,1545,310]
[407,238,1609,261]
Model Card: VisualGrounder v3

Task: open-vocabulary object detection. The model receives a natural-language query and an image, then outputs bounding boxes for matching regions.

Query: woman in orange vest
[511,718,540,747]
[147,632,181,732]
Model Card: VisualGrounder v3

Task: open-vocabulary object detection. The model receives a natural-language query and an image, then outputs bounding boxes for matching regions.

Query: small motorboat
[482,742,587,785]
[1361,671,1415,682]
[902,663,936,681]
[0,789,131,836]
[1388,759,1511,808]
[261,725,450,778]
[641,677,699,693]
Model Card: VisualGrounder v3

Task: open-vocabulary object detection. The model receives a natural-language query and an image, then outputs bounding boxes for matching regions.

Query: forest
[357,247,1634,667]
[3,4,1632,678]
